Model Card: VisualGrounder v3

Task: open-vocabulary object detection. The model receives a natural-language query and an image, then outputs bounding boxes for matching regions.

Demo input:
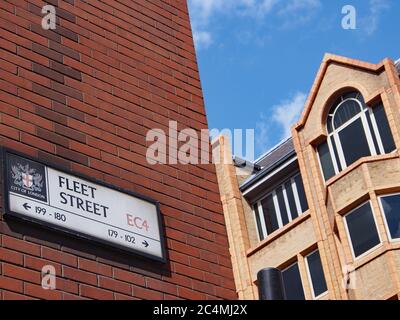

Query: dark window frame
[344,201,382,259]
[282,261,306,300]
[378,193,400,241]
[305,249,328,299]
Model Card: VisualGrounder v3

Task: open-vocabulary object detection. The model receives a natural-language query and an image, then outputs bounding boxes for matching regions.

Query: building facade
[0,0,237,300]
[215,54,400,300]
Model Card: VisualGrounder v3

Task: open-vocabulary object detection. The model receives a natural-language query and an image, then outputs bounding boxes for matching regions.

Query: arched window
[318,91,396,181]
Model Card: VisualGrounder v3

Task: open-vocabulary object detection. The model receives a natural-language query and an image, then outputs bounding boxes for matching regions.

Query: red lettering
[126,214,150,232]
[126,214,134,226]
[134,217,143,229]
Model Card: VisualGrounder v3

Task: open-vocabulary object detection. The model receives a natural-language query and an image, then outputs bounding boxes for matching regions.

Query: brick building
[0,0,237,300]
[215,55,400,300]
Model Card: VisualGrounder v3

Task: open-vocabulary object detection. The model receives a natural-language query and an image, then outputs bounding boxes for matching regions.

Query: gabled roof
[255,137,294,168]
[240,142,296,192]
[294,54,393,131]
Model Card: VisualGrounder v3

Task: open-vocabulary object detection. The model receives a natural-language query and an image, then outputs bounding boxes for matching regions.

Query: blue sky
[187,0,400,160]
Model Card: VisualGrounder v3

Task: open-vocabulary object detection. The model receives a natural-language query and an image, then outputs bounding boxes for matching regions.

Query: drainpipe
[257,268,286,300]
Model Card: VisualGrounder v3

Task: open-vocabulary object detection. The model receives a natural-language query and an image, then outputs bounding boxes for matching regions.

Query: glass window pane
[380,195,400,239]
[356,92,365,104]
[285,181,298,219]
[343,91,359,101]
[333,99,361,128]
[345,202,380,257]
[307,251,328,298]
[282,263,305,300]
[374,103,396,153]
[318,141,335,181]
[276,186,289,226]
[330,136,342,171]
[339,118,371,166]
[253,204,265,241]
[261,195,279,235]
[294,174,308,213]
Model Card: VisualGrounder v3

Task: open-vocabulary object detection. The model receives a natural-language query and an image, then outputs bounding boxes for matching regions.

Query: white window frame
[256,201,268,241]
[305,249,328,300]
[252,173,307,240]
[368,107,385,154]
[378,193,400,243]
[343,201,382,260]
[272,190,285,228]
[282,187,293,222]
[291,178,303,217]
[326,98,386,175]
[326,135,340,174]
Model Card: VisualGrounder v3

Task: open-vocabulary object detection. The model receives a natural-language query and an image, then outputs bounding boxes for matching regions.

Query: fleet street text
[58,176,109,218]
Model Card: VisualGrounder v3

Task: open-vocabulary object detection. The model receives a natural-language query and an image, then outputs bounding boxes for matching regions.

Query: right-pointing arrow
[142,240,149,248]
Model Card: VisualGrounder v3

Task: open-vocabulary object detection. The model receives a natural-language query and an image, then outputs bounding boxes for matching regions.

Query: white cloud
[363,0,391,36]
[188,0,321,50]
[193,30,213,50]
[256,113,272,152]
[278,0,321,27]
[189,0,278,22]
[188,0,224,50]
[272,92,307,138]
[189,0,225,26]
[256,92,307,151]
[279,0,320,14]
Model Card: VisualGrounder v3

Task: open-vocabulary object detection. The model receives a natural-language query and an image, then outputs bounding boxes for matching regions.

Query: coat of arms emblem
[11,163,44,192]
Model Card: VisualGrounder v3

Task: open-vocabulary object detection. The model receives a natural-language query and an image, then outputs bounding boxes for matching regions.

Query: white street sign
[5,151,165,261]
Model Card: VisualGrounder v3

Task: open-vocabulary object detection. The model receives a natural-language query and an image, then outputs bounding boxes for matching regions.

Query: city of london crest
[11,163,44,192]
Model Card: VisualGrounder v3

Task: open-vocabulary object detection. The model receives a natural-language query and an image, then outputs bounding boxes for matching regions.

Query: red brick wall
[0,0,237,300]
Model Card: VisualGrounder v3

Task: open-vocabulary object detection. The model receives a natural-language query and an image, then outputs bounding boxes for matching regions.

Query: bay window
[318,91,395,181]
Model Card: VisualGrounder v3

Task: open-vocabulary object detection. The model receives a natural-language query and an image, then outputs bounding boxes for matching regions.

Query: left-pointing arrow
[23,203,31,210]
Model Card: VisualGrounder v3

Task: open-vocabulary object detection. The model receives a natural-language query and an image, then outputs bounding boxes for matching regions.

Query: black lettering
[85,200,93,213]
[59,176,66,188]
[88,186,96,199]
[92,202,100,216]
[60,192,68,204]
[67,193,75,207]
[58,190,108,219]
[73,180,80,193]
[65,177,74,192]
[101,205,109,218]
[76,197,84,210]
[81,184,89,197]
